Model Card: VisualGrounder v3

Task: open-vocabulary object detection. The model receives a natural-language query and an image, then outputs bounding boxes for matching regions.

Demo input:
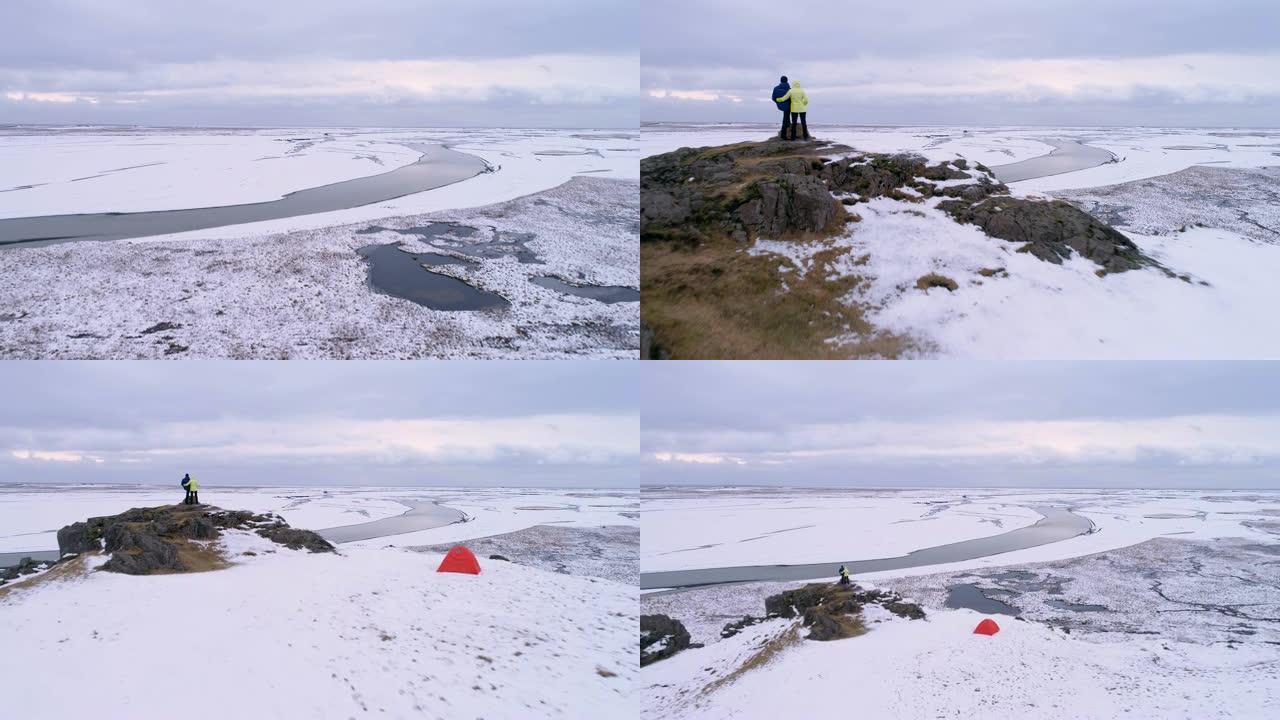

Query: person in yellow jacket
[774,81,810,140]
[181,473,200,505]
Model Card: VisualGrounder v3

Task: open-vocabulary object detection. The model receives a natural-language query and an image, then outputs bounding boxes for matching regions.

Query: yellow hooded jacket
[775,82,809,113]
[187,476,199,491]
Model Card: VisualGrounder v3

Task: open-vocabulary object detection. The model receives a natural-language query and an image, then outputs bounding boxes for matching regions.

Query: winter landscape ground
[640,486,1280,719]
[0,126,639,359]
[640,124,1280,359]
[0,484,639,719]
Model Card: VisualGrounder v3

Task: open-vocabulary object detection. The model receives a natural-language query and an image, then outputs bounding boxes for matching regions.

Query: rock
[759,582,926,641]
[643,137,1150,274]
[883,599,927,620]
[938,197,1151,273]
[488,554,511,562]
[57,521,102,555]
[256,526,334,553]
[0,557,52,584]
[140,321,182,335]
[765,583,831,619]
[734,173,842,237]
[51,503,335,576]
[720,615,765,639]
[805,608,857,641]
[101,524,182,574]
[641,139,847,245]
[640,614,693,666]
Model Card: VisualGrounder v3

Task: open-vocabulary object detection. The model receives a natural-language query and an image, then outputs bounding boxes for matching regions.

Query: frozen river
[641,506,1094,589]
[0,144,487,247]
[990,138,1117,183]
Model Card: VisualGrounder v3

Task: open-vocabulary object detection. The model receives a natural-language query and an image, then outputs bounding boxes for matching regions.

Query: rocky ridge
[54,503,334,575]
[642,138,1154,273]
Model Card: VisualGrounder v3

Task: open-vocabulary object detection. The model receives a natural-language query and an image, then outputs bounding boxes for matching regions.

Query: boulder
[0,557,52,584]
[256,525,334,553]
[734,173,842,237]
[938,197,1150,273]
[720,615,766,639]
[56,521,102,555]
[102,524,182,574]
[640,614,693,666]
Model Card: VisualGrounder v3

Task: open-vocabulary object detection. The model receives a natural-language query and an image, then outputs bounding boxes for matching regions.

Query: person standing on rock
[771,76,792,140]
[181,473,199,505]
[774,81,810,140]
[838,564,851,585]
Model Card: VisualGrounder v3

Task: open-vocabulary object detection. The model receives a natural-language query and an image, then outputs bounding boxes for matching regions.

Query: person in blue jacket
[772,76,792,140]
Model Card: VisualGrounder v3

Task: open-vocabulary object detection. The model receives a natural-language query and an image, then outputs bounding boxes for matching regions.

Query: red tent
[973,618,1000,636]
[437,546,481,575]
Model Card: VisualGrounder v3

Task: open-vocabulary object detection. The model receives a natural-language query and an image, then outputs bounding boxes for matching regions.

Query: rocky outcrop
[0,556,53,585]
[640,614,696,666]
[641,139,848,244]
[640,135,1165,360]
[54,504,334,575]
[937,197,1148,273]
[642,137,1157,275]
[721,581,925,642]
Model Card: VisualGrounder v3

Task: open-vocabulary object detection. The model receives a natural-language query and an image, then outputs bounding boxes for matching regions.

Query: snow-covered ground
[1,531,636,720]
[644,604,1277,719]
[641,487,1280,719]
[0,484,638,556]
[640,124,1280,186]
[642,489,1039,572]
[0,127,421,218]
[0,127,638,359]
[0,176,638,359]
[643,124,1280,358]
[642,487,1280,582]
[1,126,637,229]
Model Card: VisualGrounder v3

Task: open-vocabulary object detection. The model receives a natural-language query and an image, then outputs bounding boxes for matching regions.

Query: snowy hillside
[0,530,637,719]
[641,488,1280,718]
[641,124,1280,358]
[644,606,1276,719]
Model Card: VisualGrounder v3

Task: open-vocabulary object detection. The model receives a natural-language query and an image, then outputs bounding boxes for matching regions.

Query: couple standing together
[771,75,810,140]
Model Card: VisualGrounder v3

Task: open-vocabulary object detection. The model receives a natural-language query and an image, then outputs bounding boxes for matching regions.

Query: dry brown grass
[701,623,802,697]
[173,540,232,573]
[808,612,868,641]
[0,553,95,601]
[642,236,916,358]
[915,273,958,292]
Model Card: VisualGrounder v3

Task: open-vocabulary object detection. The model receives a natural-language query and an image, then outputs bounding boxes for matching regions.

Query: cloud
[0,1,637,126]
[639,0,1280,125]
[0,362,639,487]
[641,362,1280,489]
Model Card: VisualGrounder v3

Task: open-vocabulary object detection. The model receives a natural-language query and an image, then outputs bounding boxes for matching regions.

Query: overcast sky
[642,362,1280,489]
[643,0,1280,126]
[0,362,638,488]
[0,0,637,128]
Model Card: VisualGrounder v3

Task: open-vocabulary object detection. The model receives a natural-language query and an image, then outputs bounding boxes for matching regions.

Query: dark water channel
[531,276,639,303]
[356,243,508,311]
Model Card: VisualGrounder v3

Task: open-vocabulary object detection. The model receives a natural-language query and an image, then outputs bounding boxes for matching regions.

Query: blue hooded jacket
[772,81,791,112]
